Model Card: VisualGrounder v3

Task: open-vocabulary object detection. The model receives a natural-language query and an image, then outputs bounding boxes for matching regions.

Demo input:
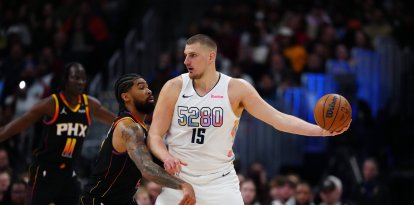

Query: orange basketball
[314,94,352,132]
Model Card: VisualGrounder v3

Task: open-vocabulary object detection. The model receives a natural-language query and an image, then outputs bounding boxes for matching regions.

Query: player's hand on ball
[163,156,187,175]
[321,120,352,136]
[178,182,196,205]
[314,94,352,134]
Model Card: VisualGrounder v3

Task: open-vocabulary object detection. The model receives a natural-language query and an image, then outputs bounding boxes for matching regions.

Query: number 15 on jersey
[191,128,205,144]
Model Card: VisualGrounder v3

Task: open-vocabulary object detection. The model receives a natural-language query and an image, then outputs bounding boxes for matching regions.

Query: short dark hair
[114,73,142,113]
[269,175,296,189]
[186,34,217,51]
[11,178,28,189]
[60,62,84,91]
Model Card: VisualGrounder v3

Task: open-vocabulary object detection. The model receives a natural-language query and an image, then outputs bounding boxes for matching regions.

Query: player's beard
[189,72,202,80]
[134,100,155,114]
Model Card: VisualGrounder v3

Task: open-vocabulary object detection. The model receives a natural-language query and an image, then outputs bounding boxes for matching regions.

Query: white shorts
[155,166,243,205]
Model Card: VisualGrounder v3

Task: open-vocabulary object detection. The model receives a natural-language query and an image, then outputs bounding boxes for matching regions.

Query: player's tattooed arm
[122,123,184,189]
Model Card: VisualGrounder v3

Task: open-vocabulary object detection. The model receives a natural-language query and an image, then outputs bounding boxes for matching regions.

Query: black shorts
[26,162,80,205]
[79,194,137,205]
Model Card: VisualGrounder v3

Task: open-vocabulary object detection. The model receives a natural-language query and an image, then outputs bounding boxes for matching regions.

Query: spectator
[148,52,180,98]
[304,53,324,73]
[0,148,9,171]
[305,5,331,39]
[66,14,94,63]
[316,25,337,59]
[318,175,353,205]
[351,158,390,205]
[257,73,277,100]
[285,12,310,46]
[0,170,11,204]
[248,162,269,203]
[347,29,372,50]
[135,188,152,205]
[326,44,353,74]
[228,63,255,86]
[9,179,27,205]
[292,182,315,205]
[279,27,308,75]
[269,176,295,205]
[269,53,296,91]
[241,178,261,205]
[32,13,56,51]
[363,8,393,45]
[0,43,25,102]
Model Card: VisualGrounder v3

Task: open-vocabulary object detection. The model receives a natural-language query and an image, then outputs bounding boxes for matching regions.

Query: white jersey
[167,73,240,175]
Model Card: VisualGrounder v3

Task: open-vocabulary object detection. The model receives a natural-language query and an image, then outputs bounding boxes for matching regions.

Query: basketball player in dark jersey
[80,74,195,205]
[0,62,115,205]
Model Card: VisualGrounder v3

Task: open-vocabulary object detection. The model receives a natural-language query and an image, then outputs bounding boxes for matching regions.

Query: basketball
[314,94,352,132]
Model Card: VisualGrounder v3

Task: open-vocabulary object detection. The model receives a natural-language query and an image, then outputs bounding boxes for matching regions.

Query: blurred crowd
[145,1,413,203]
[0,0,137,204]
[130,158,389,205]
[147,0,414,99]
[1,0,413,204]
[0,144,392,205]
[234,158,390,205]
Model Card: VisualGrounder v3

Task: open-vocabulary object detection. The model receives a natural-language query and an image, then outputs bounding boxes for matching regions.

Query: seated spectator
[326,44,353,74]
[279,27,308,75]
[257,73,277,100]
[149,52,182,98]
[241,178,262,205]
[304,53,324,73]
[363,8,393,45]
[0,149,10,171]
[292,181,315,205]
[134,188,152,205]
[319,175,353,205]
[228,63,255,86]
[269,53,296,92]
[351,158,390,205]
[248,162,269,203]
[0,169,11,204]
[269,175,295,205]
[9,179,27,205]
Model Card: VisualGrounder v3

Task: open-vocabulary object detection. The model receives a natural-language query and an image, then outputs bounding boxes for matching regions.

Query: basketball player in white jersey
[148,34,350,205]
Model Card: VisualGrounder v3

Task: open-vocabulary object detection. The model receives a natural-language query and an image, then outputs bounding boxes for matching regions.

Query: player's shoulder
[84,94,100,104]
[30,95,57,115]
[38,95,56,107]
[80,95,102,109]
[229,77,253,89]
[116,116,137,127]
[114,117,144,133]
[163,75,183,91]
[228,77,256,100]
[43,94,55,101]
[113,116,133,130]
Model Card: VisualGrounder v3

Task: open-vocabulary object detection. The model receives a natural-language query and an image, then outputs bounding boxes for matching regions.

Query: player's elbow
[141,171,152,180]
